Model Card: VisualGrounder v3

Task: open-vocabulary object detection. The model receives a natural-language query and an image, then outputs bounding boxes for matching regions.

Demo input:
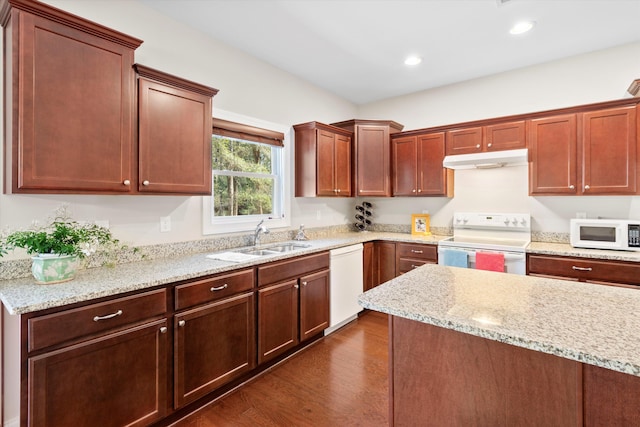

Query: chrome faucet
[253,219,270,246]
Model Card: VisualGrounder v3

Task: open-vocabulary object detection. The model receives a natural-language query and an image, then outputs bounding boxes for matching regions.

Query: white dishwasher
[326,243,364,335]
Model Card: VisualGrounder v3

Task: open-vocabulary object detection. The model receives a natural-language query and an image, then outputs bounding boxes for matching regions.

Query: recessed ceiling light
[509,21,535,35]
[404,55,422,66]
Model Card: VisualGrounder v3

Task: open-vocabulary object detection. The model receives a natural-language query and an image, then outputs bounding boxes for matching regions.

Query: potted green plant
[0,206,123,284]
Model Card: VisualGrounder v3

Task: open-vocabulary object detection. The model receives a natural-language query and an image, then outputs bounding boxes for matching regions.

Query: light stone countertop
[527,241,640,262]
[3,229,640,317]
[0,231,444,315]
[358,264,640,377]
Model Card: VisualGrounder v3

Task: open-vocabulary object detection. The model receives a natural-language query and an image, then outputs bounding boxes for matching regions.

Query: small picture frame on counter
[411,213,431,236]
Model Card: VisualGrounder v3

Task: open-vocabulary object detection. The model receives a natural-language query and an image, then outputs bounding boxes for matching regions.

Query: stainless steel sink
[236,243,311,256]
[265,243,311,252]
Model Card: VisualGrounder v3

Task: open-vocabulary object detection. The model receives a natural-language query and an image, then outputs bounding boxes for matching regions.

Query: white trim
[203,109,291,235]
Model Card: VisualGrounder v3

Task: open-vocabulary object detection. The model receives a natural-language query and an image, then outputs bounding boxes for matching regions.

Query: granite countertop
[0,231,444,315]
[527,241,640,262]
[358,264,640,377]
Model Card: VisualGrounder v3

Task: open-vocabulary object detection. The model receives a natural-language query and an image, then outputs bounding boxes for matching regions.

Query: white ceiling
[140,0,640,105]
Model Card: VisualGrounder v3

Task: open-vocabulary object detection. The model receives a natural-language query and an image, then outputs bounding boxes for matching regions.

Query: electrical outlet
[316,210,321,220]
[160,216,171,232]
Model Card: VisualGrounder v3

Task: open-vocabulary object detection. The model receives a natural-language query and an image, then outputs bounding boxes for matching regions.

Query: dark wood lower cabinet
[174,292,255,408]
[299,269,330,342]
[28,319,168,427]
[257,279,300,365]
[584,364,640,425]
[390,315,640,427]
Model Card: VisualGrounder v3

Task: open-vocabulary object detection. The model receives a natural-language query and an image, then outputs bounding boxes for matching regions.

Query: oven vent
[443,148,528,170]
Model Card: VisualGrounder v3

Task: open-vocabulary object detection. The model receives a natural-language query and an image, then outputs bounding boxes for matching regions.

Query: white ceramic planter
[31,254,80,284]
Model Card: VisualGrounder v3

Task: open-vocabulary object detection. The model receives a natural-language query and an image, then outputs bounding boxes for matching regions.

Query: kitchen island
[358,264,640,426]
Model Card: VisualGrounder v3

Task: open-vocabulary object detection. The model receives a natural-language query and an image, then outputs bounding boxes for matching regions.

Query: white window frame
[202,109,291,235]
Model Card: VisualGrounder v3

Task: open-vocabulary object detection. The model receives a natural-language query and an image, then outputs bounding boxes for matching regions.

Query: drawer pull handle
[178,320,186,327]
[411,249,424,254]
[93,310,123,322]
[572,266,593,272]
[210,284,229,292]
[160,327,167,334]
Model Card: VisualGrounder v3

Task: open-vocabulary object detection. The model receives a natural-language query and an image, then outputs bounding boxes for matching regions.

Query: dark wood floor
[174,311,389,427]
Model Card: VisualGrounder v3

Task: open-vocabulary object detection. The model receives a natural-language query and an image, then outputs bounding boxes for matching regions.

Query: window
[202,110,290,234]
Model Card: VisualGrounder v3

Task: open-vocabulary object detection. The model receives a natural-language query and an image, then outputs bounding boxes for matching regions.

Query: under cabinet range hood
[443,148,528,170]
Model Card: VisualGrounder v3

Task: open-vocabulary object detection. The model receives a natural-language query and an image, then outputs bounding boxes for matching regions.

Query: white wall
[0,0,358,252]
[1,1,639,250]
[359,42,640,233]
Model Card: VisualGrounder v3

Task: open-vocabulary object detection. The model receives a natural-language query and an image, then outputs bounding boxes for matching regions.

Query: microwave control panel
[628,224,640,248]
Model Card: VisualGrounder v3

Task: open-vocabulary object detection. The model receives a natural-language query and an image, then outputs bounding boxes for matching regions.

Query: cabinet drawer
[397,258,431,274]
[175,268,254,310]
[527,255,640,286]
[396,243,437,261]
[258,252,330,287]
[28,289,166,352]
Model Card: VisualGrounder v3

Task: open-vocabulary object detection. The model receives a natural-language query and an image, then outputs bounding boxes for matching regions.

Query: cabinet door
[445,127,483,155]
[584,364,640,426]
[392,136,417,196]
[375,242,397,286]
[174,292,255,408]
[356,125,391,197]
[363,242,375,292]
[528,114,577,195]
[417,132,450,196]
[582,106,637,194]
[29,319,168,427]
[485,121,526,152]
[9,12,135,193]
[316,129,337,196]
[299,269,330,342]
[138,76,213,194]
[334,133,352,196]
[258,279,299,364]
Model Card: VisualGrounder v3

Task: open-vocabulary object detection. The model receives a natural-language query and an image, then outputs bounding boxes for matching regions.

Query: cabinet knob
[569,184,575,189]
[178,320,186,327]
[417,189,422,193]
[123,179,130,186]
[337,189,341,193]
[294,284,299,289]
[476,144,481,149]
[584,185,590,190]
[142,180,150,186]
[160,327,167,334]
[487,143,492,147]
[412,189,416,193]
[302,281,307,286]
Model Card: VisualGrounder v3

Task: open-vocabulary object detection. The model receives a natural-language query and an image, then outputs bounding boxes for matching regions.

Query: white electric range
[438,212,531,275]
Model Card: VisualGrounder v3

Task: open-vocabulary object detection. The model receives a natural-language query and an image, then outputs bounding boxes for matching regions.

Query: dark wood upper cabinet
[135,65,218,195]
[529,104,638,195]
[581,105,637,194]
[528,114,578,195]
[391,132,453,197]
[331,119,404,197]
[445,121,526,155]
[1,1,219,195]
[294,121,352,197]
[1,0,142,193]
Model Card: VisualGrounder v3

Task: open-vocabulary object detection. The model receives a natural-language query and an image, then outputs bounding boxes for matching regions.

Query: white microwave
[570,219,640,251]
